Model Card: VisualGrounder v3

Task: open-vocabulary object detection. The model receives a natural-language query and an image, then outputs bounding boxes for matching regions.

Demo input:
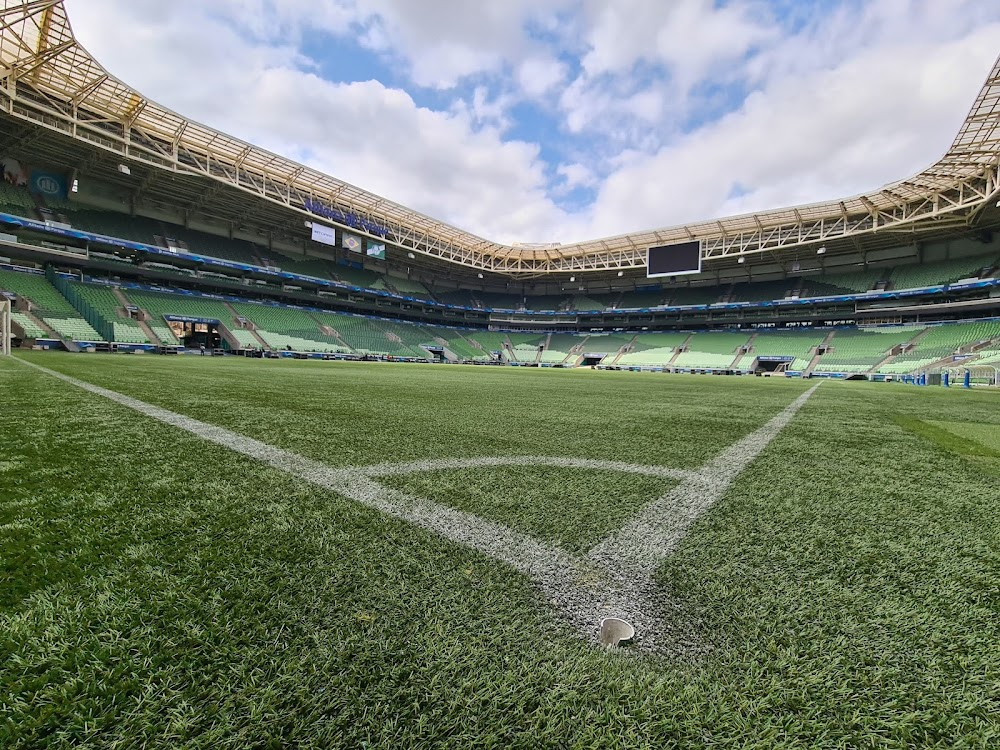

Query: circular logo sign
[35,176,61,195]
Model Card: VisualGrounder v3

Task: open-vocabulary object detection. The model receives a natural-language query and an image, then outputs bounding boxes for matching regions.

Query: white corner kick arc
[15,357,821,653]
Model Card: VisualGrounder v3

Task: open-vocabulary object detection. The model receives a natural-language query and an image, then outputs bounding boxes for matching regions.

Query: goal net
[1,299,10,356]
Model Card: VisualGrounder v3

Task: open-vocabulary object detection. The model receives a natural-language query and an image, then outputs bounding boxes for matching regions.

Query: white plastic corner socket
[600,618,635,649]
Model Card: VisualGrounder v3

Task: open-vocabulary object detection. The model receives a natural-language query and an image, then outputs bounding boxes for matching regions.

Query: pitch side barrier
[1,211,998,317]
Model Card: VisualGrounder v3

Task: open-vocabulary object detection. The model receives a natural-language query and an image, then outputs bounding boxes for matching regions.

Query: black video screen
[647,241,702,277]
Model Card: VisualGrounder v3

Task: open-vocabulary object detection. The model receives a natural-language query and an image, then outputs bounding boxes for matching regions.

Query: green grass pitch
[2,352,999,748]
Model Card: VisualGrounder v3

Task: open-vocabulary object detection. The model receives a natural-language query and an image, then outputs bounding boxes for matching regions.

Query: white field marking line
[589,382,822,577]
[360,455,696,481]
[16,357,819,651]
[14,358,662,646]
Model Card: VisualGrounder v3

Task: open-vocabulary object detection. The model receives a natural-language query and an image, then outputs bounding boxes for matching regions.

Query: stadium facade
[1,0,999,379]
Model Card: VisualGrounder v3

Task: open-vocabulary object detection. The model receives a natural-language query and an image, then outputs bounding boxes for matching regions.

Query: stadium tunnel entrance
[754,356,794,374]
[165,315,222,350]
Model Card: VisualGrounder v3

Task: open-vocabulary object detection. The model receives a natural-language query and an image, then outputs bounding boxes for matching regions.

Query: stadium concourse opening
[164,315,221,350]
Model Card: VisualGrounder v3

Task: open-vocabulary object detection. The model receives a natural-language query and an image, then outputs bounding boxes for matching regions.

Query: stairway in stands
[804,331,837,376]
[869,328,930,375]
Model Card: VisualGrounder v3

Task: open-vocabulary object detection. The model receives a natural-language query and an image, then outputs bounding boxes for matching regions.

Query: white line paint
[589,382,822,576]
[14,357,820,652]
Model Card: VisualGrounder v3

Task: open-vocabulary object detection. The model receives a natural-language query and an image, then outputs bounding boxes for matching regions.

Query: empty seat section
[540,333,580,363]
[665,287,721,306]
[264,251,337,279]
[730,279,803,303]
[737,331,824,371]
[566,294,611,311]
[316,314,391,355]
[889,257,994,290]
[616,332,689,366]
[125,289,235,333]
[478,292,524,310]
[421,326,482,359]
[617,290,664,308]
[332,265,381,288]
[878,321,1000,373]
[433,290,479,307]
[11,311,45,338]
[230,302,345,352]
[67,282,149,343]
[0,269,103,341]
[463,331,509,357]
[814,328,924,373]
[673,332,752,369]
[0,181,36,216]
[387,277,432,298]
[805,269,884,296]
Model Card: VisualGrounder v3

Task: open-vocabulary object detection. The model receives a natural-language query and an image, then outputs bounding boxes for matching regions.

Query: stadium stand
[330,265,382,288]
[11,311,45,338]
[64,281,149,343]
[478,292,525,310]
[877,321,1000,374]
[387,276,432,297]
[813,327,924,373]
[617,290,664,308]
[615,332,690,366]
[888,257,993,290]
[569,294,614,311]
[0,181,37,215]
[229,303,347,353]
[733,330,825,371]
[539,333,581,364]
[673,332,752,369]
[729,279,803,303]
[0,269,104,341]
[433,290,480,307]
[804,269,884,295]
[464,331,510,356]
[665,287,722,306]
[419,325,484,360]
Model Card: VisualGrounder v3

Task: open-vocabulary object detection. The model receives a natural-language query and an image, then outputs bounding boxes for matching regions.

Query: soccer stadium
[1,1,999,747]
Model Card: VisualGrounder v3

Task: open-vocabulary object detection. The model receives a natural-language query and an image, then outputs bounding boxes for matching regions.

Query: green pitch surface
[2,352,999,748]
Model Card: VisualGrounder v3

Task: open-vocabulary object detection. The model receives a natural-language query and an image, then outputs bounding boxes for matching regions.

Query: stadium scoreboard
[646,240,702,278]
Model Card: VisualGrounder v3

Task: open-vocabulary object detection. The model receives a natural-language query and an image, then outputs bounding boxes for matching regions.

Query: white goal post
[1,299,10,356]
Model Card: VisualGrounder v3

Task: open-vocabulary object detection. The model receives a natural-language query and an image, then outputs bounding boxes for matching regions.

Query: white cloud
[61,0,1000,247]
[64,0,569,244]
[517,57,568,99]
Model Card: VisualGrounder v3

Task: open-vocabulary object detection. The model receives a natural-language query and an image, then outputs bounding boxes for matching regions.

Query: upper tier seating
[666,287,722,306]
[805,269,884,295]
[617,290,665,308]
[433,290,479,307]
[889,257,994,290]
[478,292,525,310]
[570,294,616,311]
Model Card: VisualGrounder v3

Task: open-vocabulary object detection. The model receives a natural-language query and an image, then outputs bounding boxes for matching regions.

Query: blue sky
[65,0,1000,244]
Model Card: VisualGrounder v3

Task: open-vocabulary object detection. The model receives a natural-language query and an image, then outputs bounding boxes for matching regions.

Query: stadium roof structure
[0,0,999,278]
